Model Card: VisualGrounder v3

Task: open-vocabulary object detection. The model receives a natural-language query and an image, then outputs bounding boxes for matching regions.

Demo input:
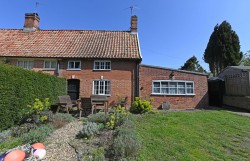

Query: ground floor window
[93,80,110,95]
[17,60,34,69]
[152,80,194,95]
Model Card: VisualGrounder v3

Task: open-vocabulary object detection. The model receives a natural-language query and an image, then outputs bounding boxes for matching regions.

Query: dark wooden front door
[67,79,80,101]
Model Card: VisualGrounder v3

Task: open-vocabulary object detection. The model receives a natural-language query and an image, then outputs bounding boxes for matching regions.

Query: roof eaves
[3,55,141,60]
[141,64,208,76]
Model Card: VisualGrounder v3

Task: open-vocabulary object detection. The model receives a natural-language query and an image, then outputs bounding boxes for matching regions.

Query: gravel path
[43,120,83,161]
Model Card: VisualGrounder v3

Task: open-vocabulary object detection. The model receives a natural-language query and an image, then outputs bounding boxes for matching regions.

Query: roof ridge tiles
[0,28,130,32]
[0,29,22,30]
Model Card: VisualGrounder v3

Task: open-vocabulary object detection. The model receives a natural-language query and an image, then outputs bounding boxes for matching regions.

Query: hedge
[0,63,67,131]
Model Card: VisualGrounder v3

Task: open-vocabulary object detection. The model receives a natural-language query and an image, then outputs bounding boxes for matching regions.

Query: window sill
[151,93,195,96]
[92,94,111,97]
[93,69,111,71]
[66,69,81,71]
[43,68,56,71]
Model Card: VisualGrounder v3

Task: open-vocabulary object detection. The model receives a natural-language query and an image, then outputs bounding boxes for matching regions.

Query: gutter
[136,62,140,97]
[136,33,143,60]
[136,33,142,97]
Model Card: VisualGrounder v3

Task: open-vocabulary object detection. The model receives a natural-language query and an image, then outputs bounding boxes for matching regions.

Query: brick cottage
[0,13,208,110]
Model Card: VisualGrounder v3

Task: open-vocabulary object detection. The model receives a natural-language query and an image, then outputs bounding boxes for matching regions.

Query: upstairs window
[68,60,81,70]
[93,80,110,95]
[94,60,111,70]
[17,60,34,69]
[152,80,194,95]
[44,61,57,70]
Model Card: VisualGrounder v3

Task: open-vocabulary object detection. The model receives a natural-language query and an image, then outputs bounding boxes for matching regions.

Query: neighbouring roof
[140,64,208,76]
[0,29,141,60]
[229,66,250,70]
[218,66,250,79]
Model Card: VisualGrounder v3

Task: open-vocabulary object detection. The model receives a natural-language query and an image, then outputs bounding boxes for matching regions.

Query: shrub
[24,98,53,124]
[82,148,105,161]
[106,105,129,130]
[0,63,66,131]
[51,113,75,129]
[87,112,108,124]
[0,129,12,144]
[27,98,50,115]
[120,119,135,129]
[130,97,153,114]
[78,122,102,139]
[0,98,15,131]
[145,109,159,114]
[113,119,141,159]
[20,124,54,144]
[92,148,106,161]
[51,118,66,129]
[53,113,75,122]
[11,123,37,137]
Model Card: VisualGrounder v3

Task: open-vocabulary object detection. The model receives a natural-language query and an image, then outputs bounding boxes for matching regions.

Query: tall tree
[180,56,205,73]
[239,50,250,66]
[203,21,243,76]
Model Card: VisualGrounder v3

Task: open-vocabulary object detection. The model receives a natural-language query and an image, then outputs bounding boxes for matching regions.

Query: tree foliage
[180,56,205,73]
[239,51,250,66]
[203,21,243,76]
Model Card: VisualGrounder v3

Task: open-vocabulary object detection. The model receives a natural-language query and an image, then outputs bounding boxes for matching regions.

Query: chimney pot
[23,13,40,32]
[130,15,138,34]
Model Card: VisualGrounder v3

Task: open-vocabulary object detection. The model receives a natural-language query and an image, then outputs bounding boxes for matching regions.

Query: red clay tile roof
[0,29,141,60]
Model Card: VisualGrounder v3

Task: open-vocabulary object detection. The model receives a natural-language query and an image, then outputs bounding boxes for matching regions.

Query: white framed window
[67,60,81,70]
[44,60,57,70]
[152,80,194,95]
[93,80,110,95]
[17,60,34,69]
[186,82,194,94]
[94,60,111,70]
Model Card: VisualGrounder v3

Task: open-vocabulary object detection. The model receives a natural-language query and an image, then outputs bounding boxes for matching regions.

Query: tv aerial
[36,1,40,8]
[35,1,45,13]
[129,5,139,16]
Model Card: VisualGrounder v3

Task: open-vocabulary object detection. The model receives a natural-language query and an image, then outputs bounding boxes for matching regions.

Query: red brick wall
[59,59,138,107]
[8,58,138,107]
[139,65,208,110]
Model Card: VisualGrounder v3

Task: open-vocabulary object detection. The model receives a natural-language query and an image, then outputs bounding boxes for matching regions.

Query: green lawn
[135,110,250,161]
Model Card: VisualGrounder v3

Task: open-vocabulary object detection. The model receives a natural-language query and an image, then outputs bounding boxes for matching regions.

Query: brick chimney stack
[130,15,138,34]
[23,13,40,32]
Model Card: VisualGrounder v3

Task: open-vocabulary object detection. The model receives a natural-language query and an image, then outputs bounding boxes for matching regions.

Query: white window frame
[17,60,34,69]
[152,80,195,95]
[93,60,111,70]
[43,60,57,70]
[67,60,81,70]
[92,79,111,95]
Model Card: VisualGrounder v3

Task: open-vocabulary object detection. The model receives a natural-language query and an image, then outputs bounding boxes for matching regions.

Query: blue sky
[0,0,249,71]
